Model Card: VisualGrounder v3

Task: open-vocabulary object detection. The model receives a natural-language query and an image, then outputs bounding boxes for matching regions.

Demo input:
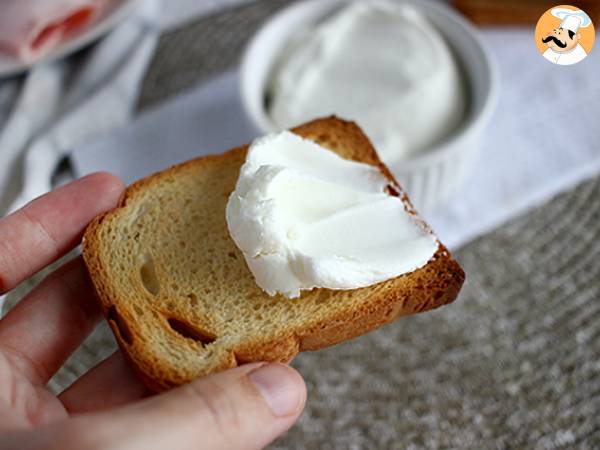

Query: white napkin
[427,28,600,248]
[0,64,67,212]
[71,70,257,184]
[0,0,161,215]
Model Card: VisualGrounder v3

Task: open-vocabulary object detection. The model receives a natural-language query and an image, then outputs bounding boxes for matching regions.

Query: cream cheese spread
[268,1,466,173]
[226,131,438,298]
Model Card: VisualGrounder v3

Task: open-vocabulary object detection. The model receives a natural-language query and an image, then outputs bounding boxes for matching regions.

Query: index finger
[0,172,124,294]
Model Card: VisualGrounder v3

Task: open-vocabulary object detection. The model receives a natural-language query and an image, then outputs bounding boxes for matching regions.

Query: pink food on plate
[0,0,109,63]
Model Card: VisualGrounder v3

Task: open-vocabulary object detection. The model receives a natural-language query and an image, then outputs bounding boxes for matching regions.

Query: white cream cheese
[225,131,438,298]
[268,1,466,172]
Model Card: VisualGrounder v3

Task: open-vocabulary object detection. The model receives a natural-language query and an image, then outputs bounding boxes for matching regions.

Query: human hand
[0,173,306,450]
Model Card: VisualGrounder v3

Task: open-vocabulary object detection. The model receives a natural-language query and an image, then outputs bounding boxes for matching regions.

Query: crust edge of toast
[82,116,465,391]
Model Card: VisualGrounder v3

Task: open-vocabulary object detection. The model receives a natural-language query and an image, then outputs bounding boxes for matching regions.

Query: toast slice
[82,117,465,391]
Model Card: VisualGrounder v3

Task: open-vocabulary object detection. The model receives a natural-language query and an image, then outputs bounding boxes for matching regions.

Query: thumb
[46,363,305,450]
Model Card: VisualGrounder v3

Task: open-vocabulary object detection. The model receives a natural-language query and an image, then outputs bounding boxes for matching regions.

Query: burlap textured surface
[3,1,599,448]
[273,175,600,449]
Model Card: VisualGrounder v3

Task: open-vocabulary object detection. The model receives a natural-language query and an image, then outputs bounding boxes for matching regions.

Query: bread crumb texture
[83,117,465,391]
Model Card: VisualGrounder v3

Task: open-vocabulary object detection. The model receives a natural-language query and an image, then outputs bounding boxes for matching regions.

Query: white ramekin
[240,0,498,214]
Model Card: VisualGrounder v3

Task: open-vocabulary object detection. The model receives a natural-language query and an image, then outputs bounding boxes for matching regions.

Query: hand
[0,173,306,450]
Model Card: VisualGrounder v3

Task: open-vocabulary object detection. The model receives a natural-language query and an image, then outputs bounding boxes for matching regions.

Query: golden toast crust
[82,117,465,391]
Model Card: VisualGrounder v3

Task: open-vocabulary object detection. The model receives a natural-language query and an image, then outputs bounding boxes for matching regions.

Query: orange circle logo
[535,5,595,65]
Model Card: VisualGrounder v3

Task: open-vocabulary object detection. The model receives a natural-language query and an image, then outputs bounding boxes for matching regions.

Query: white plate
[0,0,139,79]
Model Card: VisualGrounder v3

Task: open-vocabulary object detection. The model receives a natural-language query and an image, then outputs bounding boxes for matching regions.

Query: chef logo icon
[535,5,595,65]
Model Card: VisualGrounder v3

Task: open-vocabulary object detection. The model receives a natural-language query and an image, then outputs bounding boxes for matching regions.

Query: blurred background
[0,0,599,448]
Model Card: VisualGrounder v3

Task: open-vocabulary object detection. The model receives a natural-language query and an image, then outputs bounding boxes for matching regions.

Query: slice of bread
[83,117,465,391]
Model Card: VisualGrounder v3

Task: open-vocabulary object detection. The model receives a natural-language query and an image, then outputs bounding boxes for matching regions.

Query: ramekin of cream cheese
[240,0,498,213]
[226,131,438,299]
[268,1,466,169]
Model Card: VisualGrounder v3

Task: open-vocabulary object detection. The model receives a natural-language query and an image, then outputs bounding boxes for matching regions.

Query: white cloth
[71,70,257,183]
[427,28,600,248]
[0,0,254,214]
[0,0,161,215]
[543,43,587,65]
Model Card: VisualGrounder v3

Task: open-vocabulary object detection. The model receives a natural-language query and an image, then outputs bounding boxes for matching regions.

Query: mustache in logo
[542,35,567,48]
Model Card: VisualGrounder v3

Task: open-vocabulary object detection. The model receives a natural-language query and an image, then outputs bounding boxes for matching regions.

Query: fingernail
[248,363,305,417]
